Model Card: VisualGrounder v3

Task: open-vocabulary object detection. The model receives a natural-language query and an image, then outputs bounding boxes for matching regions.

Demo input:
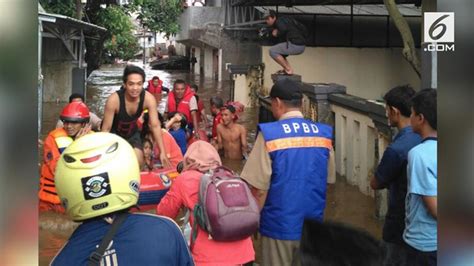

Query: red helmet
[60,102,90,123]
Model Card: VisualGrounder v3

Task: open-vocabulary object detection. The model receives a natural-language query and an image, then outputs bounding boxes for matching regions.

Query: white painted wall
[204,47,213,78]
[262,46,421,100]
[233,74,250,107]
[331,103,389,217]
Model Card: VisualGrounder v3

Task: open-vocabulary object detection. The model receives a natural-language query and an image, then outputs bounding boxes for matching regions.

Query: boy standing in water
[216,105,248,160]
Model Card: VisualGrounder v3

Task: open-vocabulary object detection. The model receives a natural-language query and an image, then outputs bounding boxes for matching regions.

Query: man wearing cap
[263,10,307,75]
[241,79,333,265]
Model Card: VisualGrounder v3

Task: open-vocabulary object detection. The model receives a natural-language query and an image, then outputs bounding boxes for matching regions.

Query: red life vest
[147,79,163,94]
[167,86,195,123]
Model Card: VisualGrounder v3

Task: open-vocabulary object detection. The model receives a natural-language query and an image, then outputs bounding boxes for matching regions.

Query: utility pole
[142,28,146,66]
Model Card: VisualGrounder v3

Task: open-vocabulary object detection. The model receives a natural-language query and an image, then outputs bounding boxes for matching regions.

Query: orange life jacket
[167,86,195,123]
[39,128,73,205]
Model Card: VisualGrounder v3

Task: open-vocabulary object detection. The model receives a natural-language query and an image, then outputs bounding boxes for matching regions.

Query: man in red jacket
[146,76,169,104]
[166,79,200,139]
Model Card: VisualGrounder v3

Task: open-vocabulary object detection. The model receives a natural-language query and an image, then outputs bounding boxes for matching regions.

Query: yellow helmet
[55,132,140,221]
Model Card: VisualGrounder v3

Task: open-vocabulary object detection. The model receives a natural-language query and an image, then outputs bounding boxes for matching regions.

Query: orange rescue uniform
[39,128,73,211]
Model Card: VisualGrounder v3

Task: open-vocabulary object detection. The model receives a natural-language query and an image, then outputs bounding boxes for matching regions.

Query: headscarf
[183,141,221,173]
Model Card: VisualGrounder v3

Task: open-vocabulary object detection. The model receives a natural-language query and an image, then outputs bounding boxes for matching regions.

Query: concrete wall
[42,61,74,102]
[41,38,75,102]
[331,102,389,218]
[233,74,249,106]
[221,40,261,81]
[177,6,262,81]
[176,7,224,42]
[206,0,222,6]
[262,46,421,100]
[174,42,187,56]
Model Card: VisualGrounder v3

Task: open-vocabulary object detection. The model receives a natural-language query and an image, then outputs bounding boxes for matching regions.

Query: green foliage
[95,6,139,61]
[39,0,76,17]
[39,0,182,63]
[128,0,184,37]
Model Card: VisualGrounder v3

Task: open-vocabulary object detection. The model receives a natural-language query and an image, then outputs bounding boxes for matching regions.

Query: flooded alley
[39,63,382,265]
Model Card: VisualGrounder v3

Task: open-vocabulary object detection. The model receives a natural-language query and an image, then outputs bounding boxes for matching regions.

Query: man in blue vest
[241,78,333,265]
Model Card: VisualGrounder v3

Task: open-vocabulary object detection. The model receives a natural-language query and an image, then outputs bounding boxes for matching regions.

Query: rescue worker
[39,101,91,212]
[146,76,169,104]
[240,78,333,265]
[55,93,102,131]
[166,79,200,139]
[51,133,193,265]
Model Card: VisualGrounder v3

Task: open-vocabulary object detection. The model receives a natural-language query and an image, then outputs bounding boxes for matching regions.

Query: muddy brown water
[39,63,382,265]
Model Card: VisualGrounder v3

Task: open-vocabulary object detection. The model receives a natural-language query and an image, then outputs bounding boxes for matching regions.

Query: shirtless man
[216,105,248,160]
[101,65,171,168]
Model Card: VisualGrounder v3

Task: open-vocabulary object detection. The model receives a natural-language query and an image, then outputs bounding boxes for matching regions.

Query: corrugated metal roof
[231,0,420,6]
[39,12,107,32]
[256,4,421,16]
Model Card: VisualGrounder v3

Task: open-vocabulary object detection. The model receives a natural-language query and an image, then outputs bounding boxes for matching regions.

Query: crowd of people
[39,64,437,265]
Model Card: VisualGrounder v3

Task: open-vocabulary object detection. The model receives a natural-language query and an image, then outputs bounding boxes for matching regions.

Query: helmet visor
[60,116,90,123]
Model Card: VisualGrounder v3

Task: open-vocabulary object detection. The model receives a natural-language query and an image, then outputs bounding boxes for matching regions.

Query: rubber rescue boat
[137,168,179,211]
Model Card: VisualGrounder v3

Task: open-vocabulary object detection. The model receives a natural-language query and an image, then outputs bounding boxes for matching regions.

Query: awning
[39,12,107,35]
[39,11,107,63]
[230,0,421,6]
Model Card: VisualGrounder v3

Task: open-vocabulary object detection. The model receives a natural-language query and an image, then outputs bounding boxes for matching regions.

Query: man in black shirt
[370,85,422,265]
[101,65,171,168]
[264,10,306,75]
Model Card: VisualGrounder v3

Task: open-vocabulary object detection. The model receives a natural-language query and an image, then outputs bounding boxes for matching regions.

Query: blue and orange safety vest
[259,117,333,240]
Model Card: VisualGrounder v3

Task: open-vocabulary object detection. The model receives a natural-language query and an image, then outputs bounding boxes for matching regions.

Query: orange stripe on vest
[265,136,332,153]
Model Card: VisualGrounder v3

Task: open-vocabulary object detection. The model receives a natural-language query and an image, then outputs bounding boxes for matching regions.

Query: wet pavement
[39,62,382,265]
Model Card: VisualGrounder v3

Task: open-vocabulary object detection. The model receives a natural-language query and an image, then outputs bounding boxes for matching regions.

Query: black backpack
[280,17,308,44]
[291,17,308,37]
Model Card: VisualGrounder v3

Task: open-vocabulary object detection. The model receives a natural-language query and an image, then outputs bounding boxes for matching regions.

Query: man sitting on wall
[263,10,307,76]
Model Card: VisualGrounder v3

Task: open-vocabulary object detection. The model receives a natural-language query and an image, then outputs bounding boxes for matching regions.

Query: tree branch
[75,0,82,19]
[384,0,421,77]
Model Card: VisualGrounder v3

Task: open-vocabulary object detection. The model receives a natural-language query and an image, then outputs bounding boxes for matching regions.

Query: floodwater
[39,63,381,265]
